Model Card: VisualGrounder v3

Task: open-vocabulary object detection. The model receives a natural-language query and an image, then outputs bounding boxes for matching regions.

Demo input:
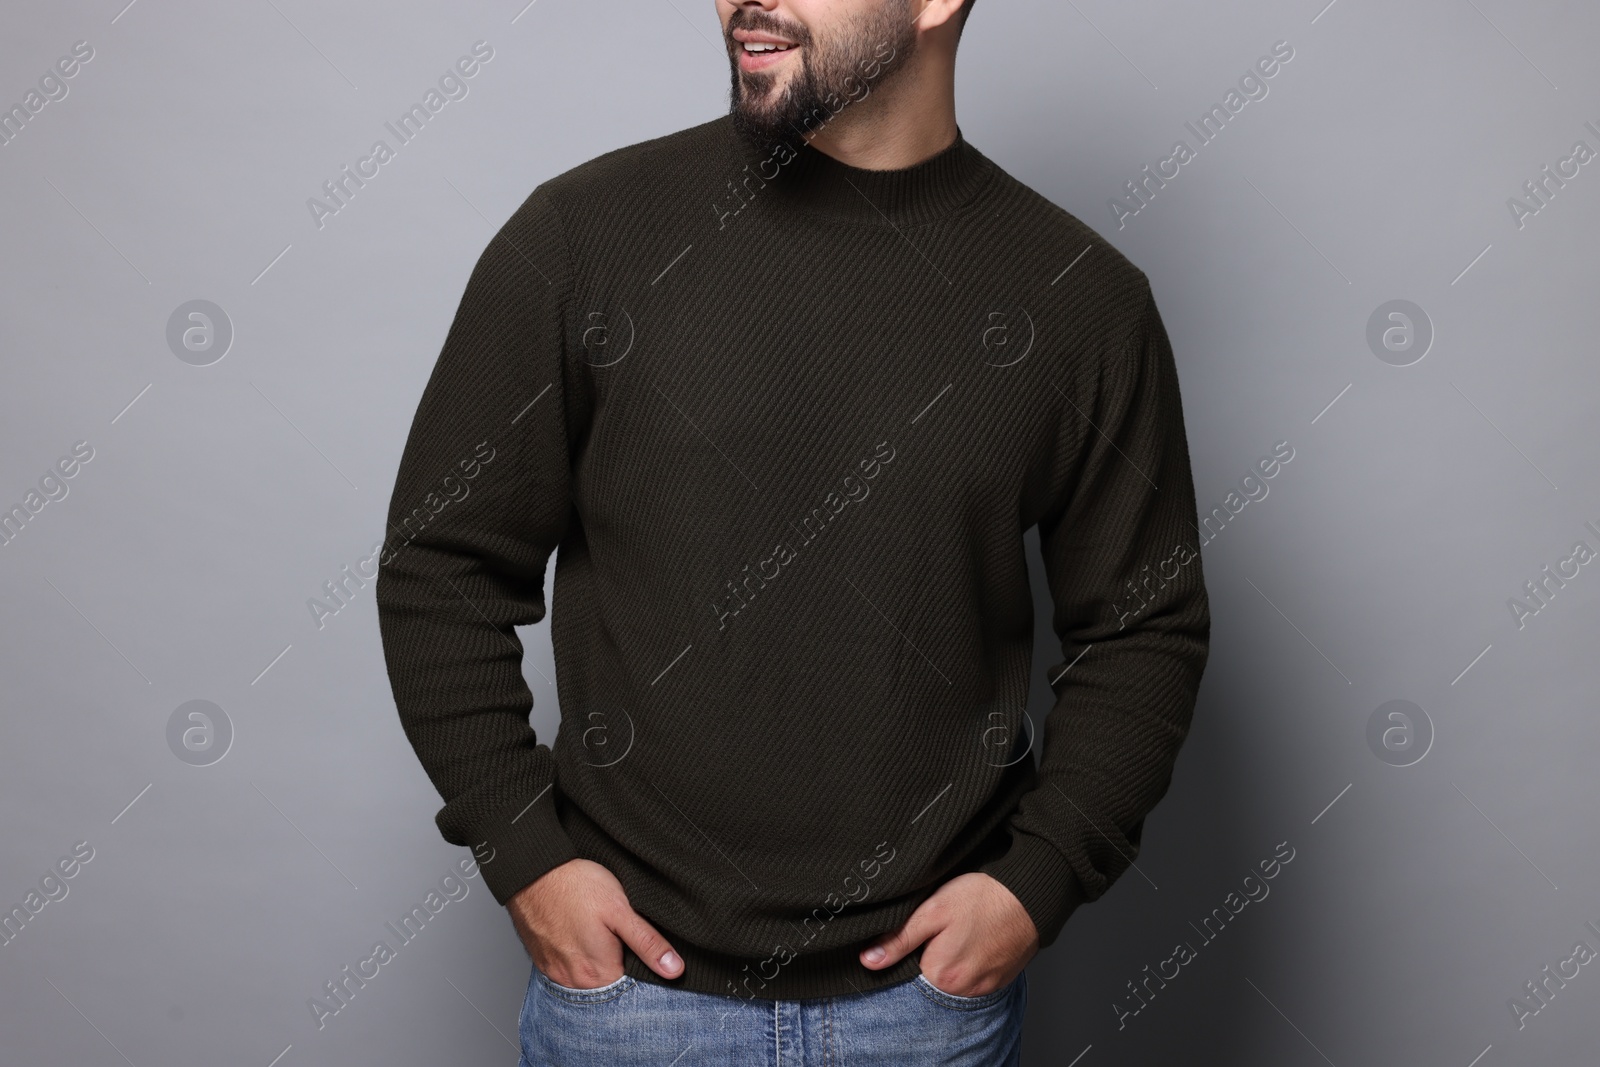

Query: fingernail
[661,951,682,973]
[863,946,886,964]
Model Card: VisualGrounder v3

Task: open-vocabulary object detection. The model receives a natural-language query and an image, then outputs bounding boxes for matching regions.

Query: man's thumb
[860,906,939,970]
[610,906,684,979]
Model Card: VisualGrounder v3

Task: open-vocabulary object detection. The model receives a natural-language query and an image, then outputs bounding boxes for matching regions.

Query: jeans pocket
[913,972,1015,1011]
[535,969,637,1005]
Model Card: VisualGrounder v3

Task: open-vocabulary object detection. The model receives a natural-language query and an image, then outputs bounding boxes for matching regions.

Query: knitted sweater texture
[375,114,1210,1001]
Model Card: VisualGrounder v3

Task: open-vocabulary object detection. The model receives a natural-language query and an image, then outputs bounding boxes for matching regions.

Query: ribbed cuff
[979,831,1088,950]
[470,790,580,906]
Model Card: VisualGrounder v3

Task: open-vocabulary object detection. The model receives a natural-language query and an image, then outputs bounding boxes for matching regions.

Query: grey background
[2,0,1596,1064]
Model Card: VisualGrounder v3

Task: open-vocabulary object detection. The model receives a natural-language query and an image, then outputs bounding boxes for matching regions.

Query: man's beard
[727,1,919,150]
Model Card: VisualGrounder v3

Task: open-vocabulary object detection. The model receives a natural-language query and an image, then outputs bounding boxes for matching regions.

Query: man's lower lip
[739,46,798,71]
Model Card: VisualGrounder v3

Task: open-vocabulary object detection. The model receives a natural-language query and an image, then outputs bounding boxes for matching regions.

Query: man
[375,0,1210,1062]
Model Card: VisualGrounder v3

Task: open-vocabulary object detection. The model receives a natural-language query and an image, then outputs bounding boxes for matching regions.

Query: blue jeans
[517,964,1027,1066]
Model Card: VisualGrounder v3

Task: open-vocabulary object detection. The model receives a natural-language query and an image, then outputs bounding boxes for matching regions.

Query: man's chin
[730,106,801,151]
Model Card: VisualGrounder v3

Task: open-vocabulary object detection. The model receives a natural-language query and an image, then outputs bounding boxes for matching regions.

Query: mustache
[727,9,811,47]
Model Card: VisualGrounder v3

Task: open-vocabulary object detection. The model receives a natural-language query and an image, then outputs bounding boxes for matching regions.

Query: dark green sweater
[375,114,1209,1001]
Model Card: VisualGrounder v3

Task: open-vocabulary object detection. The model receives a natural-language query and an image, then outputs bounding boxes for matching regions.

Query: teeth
[743,42,792,52]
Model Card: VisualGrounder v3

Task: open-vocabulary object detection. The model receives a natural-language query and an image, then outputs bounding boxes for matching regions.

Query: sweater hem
[619,937,926,1001]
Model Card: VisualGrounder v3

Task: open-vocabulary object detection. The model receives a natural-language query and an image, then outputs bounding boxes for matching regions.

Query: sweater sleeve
[980,281,1210,948]
[374,187,582,907]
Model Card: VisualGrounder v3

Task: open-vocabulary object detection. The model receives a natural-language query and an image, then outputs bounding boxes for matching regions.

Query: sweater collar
[724,115,996,229]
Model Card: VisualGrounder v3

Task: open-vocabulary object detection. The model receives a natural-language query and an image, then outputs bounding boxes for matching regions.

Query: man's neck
[802,57,960,171]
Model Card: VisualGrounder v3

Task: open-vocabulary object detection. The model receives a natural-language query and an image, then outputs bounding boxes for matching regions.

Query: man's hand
[858,872,1039,997]
[507,858,683,989]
